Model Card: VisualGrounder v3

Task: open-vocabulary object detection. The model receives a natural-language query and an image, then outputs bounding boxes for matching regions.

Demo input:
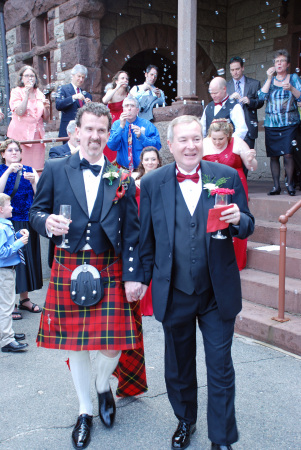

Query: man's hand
[153,87,161,98]
[217,203,241,225]
[72,92,85,102]
[239,96,250,105]
[119,112,128,128]
[85,97,92,103]
[230,92,240,100]
[131,124,141,138]
[124,282,148,303]
[46,214,71,236]
[142,82,152,92]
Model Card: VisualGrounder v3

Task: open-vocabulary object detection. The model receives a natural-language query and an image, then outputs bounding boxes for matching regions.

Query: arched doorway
[101,24,215,105]
[123,50,177,105]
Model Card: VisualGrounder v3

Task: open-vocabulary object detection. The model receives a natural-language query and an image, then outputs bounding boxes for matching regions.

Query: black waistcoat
[205,99,237,135]
[172,182,211,295]
[74,179,111,254]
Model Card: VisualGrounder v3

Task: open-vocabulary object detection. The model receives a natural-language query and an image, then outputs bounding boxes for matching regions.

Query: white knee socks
[69,351,93,416]
[95,351,121,394]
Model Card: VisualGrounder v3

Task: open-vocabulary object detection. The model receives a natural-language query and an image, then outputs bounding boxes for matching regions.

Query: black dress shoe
[287,187,296,196]
[71,414,93,449]
[268,187,281,195]
[211,443,233,450]
[97,388,116,428]
[171,421,196,449]
[1,340,28,352]
[14,333,25,341]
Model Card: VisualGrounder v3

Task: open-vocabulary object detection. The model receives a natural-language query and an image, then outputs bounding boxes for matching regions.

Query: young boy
[0,193,29,353]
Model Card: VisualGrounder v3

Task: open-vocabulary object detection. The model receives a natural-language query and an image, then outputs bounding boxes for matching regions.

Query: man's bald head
[209,77,227,103]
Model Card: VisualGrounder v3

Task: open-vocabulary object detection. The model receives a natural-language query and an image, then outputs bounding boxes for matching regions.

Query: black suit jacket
[29,152,144,282]
[227,76,264,140]
[139,161,255,322]
[49,142,71,158]
[55,83,92,137]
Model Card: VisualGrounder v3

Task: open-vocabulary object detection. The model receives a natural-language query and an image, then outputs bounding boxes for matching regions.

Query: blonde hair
[0,193,11,207]
[208,119,234,139]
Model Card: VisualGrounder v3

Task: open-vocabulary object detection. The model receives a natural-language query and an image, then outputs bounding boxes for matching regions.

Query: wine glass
[212,194,228,240]
[56,205,71,248]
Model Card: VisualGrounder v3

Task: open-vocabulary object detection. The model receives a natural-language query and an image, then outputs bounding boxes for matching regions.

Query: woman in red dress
[102,71,130,162]
[203,119,257,271]
[135,147,161,315]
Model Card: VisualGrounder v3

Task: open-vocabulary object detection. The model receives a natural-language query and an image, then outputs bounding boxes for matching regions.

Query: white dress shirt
[176,164,202,216]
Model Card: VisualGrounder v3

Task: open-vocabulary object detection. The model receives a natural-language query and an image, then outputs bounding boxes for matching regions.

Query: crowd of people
[0,49,300,450]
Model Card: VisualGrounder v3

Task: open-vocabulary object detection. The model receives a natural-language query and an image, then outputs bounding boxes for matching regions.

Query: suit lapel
[200,160,217,249]
[160,163,176,249]
[65,152,89,216]
[101,158,121,221]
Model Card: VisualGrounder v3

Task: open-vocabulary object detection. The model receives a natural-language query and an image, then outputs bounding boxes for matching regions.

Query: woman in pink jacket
[7,66,50,170]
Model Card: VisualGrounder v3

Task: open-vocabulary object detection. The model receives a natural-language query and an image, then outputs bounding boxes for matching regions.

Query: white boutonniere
[103,165,120,185]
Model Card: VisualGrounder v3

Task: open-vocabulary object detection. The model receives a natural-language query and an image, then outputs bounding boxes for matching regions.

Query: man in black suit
[30,103,145,449]
[49,120,79,158]
[56,64,92,137]
[227,56,264,150]
[139,116,254,450]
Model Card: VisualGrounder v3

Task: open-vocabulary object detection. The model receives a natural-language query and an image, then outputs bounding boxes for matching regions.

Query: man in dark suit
[56,64,92,137]
[30,103,145,449]
[49,120,79,158]
[139,115,254,450]
[227,56,264,150]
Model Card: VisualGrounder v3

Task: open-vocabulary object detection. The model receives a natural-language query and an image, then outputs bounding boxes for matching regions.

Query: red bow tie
[176,165,200,184]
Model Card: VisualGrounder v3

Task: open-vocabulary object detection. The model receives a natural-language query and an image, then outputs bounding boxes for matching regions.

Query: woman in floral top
[258,49,301,196]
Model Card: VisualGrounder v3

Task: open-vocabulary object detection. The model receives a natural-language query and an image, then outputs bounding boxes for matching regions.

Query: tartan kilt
[37,247,143,351]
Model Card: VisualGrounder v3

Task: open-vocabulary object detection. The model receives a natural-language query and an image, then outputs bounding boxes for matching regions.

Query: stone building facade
[1,0,301,178]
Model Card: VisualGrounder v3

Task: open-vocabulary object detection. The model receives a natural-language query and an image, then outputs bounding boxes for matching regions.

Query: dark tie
[176,164,200,184]
[9,223,26,265]
[80,158,102,176]
[236,80,242,97]
[77,87,83,107]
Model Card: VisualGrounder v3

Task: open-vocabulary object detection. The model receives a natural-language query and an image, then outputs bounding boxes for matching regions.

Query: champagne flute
[212,194,228,240]
[56,205,71,248]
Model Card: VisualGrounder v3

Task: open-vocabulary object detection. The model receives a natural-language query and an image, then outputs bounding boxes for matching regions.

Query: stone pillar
[176,0,198,102]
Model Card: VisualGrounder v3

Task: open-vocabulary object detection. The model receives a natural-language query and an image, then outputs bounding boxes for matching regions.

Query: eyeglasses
[6,148,21,153]
[275,59,287,64]
[23,74,35,78]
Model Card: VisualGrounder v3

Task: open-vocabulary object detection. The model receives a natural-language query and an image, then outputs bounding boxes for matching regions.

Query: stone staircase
[234,184,301,356]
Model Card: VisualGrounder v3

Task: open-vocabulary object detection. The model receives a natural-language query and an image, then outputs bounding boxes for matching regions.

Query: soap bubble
[261,29,265,34]
[215,11,219,15]
[217,68,225,75]
[275,23,282,28]
[43,74,47,79]
[104,58,108,63]
[62,62,66,68]
[43,56,47,61]
[6,57,12,64]
[291,140,297,146]
[296,68,300,73]
[116,50,118,54]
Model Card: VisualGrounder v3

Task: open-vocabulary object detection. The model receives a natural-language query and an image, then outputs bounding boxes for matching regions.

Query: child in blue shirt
[0,193,29,352]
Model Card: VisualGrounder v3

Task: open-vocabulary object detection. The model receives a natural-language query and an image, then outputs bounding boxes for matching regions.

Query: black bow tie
[79,158,102,176]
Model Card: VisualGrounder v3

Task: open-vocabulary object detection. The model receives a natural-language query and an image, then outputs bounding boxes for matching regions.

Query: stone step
[248,193,301,225]
[247,241,301,278]
[240,268,301,315]
[235,300,301,356]
[250,219,301,249]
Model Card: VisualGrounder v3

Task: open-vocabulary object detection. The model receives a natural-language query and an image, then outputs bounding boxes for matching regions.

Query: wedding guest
[0,139,42,316]
[7,66,50,170]
[102,71,130,162]
[258,49,301,196]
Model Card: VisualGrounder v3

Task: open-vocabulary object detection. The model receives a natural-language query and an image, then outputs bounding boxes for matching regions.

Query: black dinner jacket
[139,160,255,322]
[55,83,92,137]
[29,152,144,282]
[227,76,264,140]
[49,142,71,158]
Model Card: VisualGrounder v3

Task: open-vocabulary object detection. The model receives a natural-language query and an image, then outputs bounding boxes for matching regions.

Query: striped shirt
[258,73,301,128]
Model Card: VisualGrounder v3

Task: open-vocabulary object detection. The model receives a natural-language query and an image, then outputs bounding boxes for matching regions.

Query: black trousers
[162,286,238,446]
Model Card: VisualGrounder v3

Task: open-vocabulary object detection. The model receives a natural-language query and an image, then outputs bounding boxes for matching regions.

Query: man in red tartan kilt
[29,102,148,449]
